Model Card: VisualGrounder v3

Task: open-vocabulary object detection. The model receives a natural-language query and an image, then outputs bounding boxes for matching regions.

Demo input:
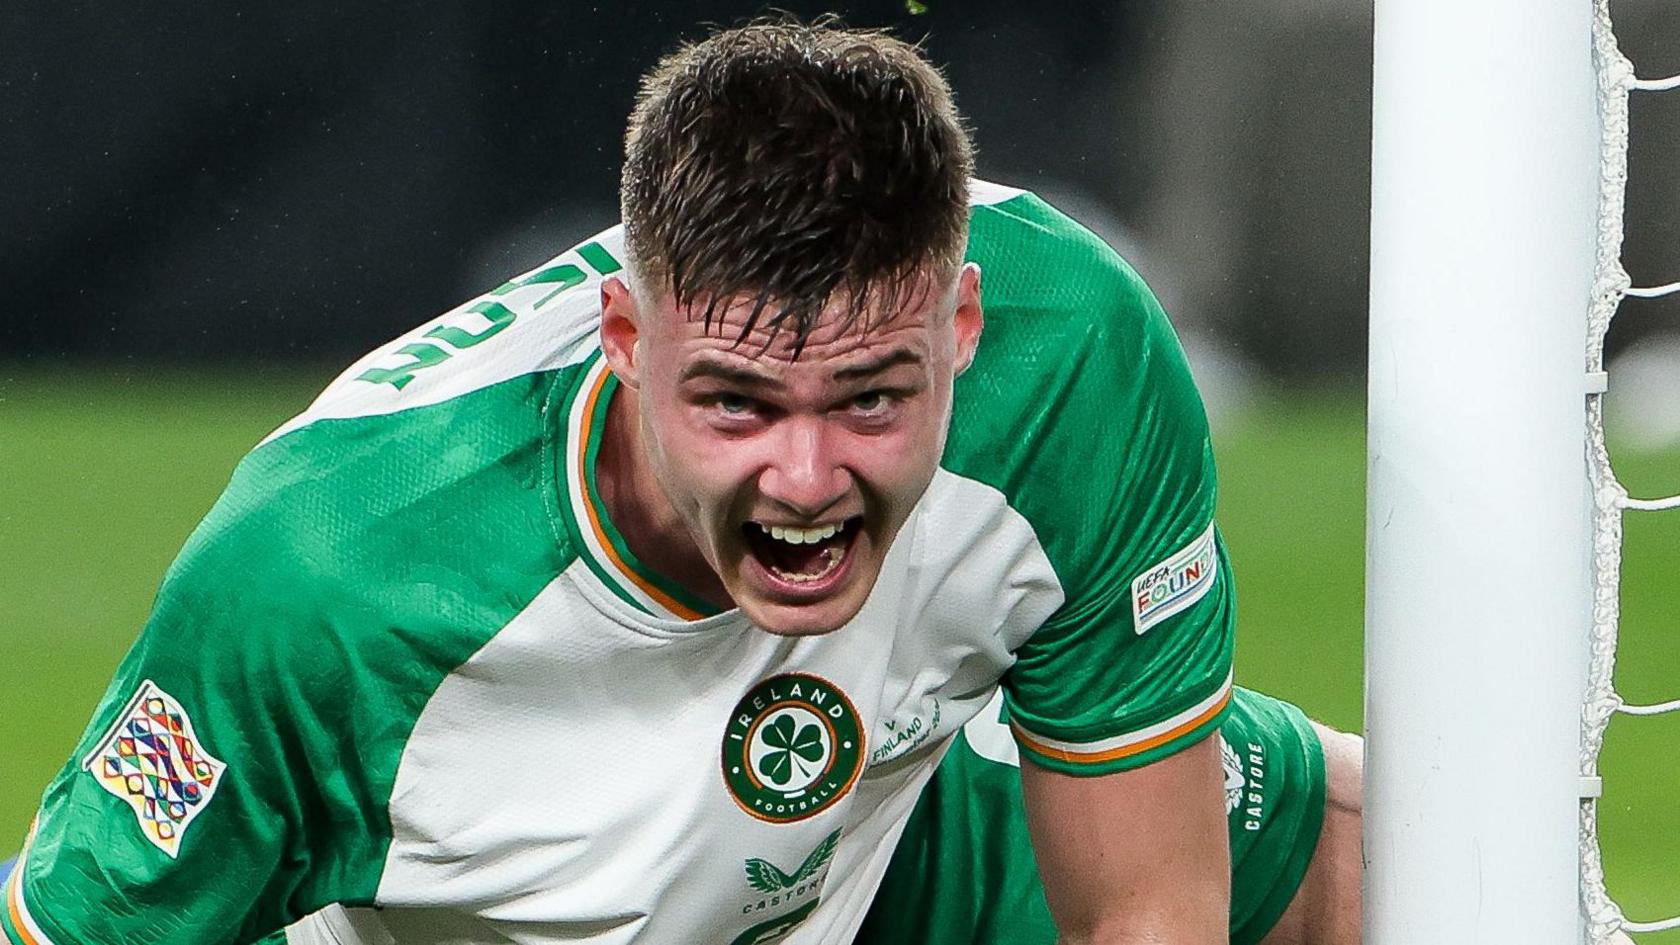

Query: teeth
[757,522,843,545]
[772,546,846,584]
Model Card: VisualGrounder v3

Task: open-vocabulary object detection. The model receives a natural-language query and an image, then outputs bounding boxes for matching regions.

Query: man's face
[600,264,982,635]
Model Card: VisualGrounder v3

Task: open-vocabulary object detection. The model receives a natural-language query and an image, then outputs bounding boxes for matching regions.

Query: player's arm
[3,463,382,945]
[980,197,1236,943]
[1020,734,1229,944]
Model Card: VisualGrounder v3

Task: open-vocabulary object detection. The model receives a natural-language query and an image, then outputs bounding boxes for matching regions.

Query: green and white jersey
[3,181,1233,945]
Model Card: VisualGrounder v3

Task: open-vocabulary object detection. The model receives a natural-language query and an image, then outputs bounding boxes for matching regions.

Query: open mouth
[742,517,864,587]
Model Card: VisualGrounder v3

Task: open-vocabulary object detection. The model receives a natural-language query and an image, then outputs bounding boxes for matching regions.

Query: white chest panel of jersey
[288,468,1062,945]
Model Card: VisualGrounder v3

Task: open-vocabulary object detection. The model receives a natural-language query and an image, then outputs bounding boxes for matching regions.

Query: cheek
[644,389,718,456]
[847,423,946,499]
[647,407,758,501]
[891,399,956,495]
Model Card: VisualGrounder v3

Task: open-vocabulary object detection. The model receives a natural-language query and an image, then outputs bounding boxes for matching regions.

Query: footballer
[2,19,1360,945]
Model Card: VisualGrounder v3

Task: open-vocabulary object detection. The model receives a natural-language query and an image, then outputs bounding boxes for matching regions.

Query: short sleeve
[3,465,391,945]
[952,193,1236,777]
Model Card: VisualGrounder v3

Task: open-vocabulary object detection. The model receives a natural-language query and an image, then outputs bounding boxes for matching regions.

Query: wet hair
[620,16,974,351]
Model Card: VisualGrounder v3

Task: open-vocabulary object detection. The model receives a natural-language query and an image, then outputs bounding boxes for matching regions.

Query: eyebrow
[677,348,925,386]
[830,349,924,383]
[678,357,777,387]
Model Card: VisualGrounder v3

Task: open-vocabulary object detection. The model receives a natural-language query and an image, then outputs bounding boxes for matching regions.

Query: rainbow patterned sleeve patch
[81,680,226,858]
[1130,521,1219,635]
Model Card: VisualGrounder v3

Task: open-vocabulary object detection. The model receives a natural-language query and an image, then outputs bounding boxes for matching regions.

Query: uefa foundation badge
[1131,521,1219,634]
[83,679,226,857]
[722,674,864,823]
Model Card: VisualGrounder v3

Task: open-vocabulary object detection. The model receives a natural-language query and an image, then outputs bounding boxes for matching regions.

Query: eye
[852,391,886,413]
[848,390,907,421]
[715,393,755,416]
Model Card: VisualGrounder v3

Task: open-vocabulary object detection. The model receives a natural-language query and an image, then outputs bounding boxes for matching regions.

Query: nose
[759,417,851,518]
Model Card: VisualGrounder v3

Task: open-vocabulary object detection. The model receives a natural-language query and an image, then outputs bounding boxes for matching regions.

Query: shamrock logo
[722,673,863,824]
[757,714,826,786]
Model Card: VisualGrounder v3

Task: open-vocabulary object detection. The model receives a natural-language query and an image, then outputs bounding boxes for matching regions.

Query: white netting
[1581,1,1680,941]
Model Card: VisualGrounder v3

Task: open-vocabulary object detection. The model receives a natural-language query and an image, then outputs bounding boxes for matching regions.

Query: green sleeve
[3,506,385,945]
[3,372,566,945]
[954,193,1236,777]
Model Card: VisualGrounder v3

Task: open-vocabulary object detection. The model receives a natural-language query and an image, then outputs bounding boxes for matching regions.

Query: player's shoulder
[964,179,1163,352]
[946,182,1214,580]
[145,231,631,678]
[951,179,1204,464]
[144,392,572,700]
[239,225,632,575]
[956,181,1192,438]
[266,225,627,444]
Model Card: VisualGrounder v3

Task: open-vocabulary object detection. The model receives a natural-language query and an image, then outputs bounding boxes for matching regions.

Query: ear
[600,277,642,390]
[952,263,984,377]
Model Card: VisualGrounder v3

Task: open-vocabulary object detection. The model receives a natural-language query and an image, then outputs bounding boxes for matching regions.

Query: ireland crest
[722,674,864,823]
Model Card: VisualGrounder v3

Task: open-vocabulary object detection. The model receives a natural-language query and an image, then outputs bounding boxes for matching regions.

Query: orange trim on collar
[576,367,707,621]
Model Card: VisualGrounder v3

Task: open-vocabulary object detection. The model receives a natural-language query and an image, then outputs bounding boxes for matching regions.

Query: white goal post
[1365,1,1599,944]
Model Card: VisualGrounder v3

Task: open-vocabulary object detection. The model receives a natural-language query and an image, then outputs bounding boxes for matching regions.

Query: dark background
[9,3,1680,388]
[0,1,1378,383]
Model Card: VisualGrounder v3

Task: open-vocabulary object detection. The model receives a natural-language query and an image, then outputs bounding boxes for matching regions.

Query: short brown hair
[621,18,974,350]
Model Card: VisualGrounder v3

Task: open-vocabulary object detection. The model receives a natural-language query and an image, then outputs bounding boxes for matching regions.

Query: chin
[737,594,867,637]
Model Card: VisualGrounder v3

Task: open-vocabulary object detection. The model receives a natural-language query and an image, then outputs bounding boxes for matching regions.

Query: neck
[595,383,735,611]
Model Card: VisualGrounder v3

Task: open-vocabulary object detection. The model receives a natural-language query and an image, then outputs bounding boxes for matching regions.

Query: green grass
[2,365,1677,935]
[1213,395,1367,731]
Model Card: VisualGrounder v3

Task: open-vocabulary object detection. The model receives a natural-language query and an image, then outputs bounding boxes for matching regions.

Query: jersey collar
[557,352,724,622]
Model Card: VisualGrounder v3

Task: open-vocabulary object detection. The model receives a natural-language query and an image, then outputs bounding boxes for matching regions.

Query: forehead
[643,271,955,367]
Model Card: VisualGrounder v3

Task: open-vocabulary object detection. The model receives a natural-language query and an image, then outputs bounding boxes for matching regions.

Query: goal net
[1581,0,1680,942]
